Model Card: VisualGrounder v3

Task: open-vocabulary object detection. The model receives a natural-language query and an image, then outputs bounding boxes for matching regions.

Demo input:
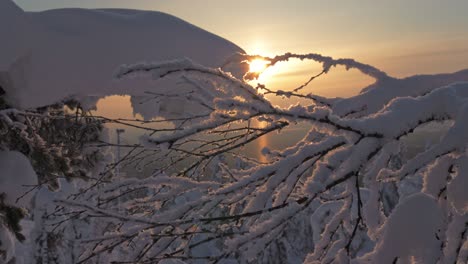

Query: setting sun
[248,59,270,73]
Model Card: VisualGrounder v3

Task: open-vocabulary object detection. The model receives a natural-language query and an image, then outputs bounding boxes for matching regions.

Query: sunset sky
[14,0,468,98]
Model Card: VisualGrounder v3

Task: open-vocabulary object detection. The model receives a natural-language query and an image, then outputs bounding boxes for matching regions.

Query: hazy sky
[14,0,468,97]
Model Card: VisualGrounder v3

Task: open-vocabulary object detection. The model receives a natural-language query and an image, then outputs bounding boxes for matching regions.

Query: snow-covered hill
[0,0,246,118]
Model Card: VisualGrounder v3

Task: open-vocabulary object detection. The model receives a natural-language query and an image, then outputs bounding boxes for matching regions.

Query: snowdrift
[0,0,247,119]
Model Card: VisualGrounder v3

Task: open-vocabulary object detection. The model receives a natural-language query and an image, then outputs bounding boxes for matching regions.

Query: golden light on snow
[248,59,270,74]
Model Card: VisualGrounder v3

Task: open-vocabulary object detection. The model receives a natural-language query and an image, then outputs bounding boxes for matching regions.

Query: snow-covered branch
[6,51,468,263]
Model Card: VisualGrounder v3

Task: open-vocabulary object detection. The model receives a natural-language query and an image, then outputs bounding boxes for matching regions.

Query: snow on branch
[19,52,468,263]
[240,52,390,81]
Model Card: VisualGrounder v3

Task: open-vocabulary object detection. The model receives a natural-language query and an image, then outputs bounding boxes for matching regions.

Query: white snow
[0,151,38,209]
[440,214,468,264]
[364,193,444,263]
[422,155,453,198]
[12,220,34,264]
[447,155,468,214]
[0,0,246,120]
[2,1,468,262]
[0,225,15,264]
[333,69,468,117]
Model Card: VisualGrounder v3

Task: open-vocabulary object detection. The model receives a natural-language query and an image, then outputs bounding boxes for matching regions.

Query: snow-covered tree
[14,52,465,264]
[0,100,105,264]
[1,4,467,262]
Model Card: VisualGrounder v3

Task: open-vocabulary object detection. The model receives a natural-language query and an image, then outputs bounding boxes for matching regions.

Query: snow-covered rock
[0,151,38,209]
[0,0,247,119]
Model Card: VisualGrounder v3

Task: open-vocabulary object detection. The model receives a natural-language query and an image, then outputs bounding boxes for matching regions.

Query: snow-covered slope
[0,0,246,118]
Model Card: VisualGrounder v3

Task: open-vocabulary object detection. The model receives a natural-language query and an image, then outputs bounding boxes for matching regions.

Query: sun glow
[248,59,270,74]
